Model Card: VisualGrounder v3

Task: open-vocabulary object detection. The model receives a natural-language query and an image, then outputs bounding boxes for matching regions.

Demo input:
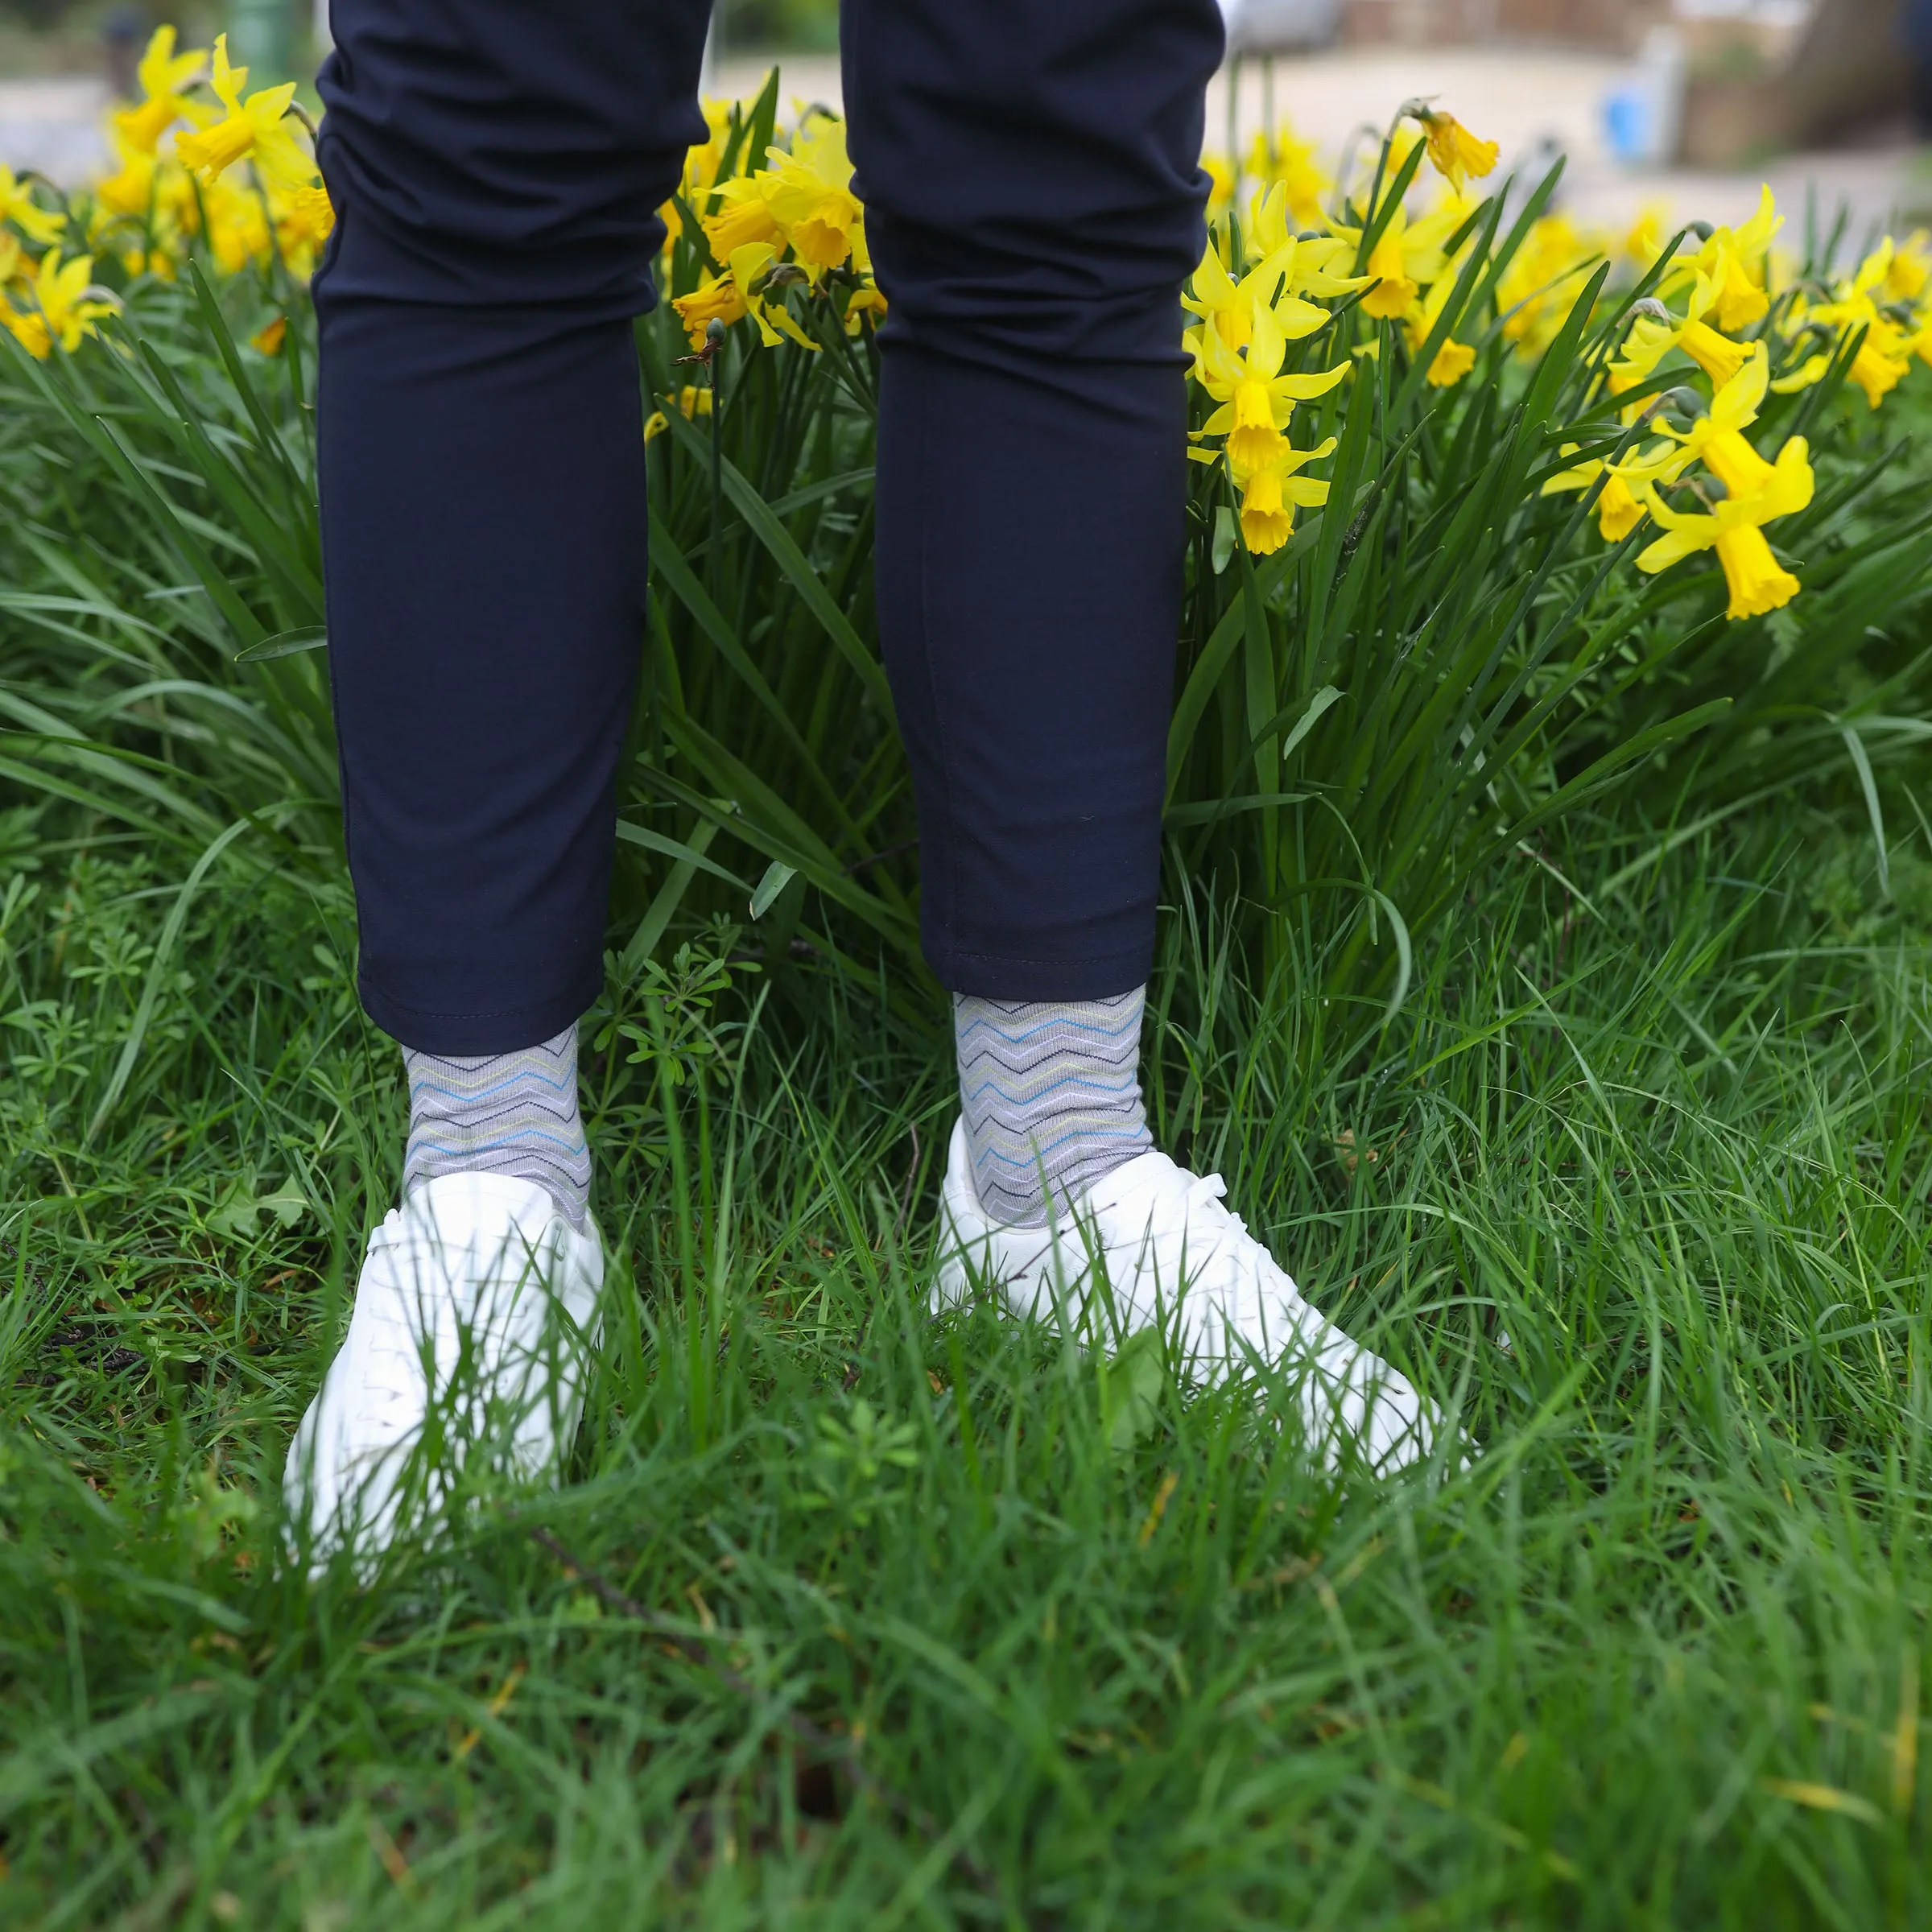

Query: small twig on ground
[526,1526,997,1893]
[894,1123,922,1246]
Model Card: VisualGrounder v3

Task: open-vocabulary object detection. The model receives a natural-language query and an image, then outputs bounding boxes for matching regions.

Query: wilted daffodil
[115,26,211,156]
[175,35,315,192]
[1410,105,1499,196]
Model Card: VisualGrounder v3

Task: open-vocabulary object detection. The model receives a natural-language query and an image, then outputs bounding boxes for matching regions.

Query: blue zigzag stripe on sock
[402,1025,592,1230]
[953,987,1152,1228]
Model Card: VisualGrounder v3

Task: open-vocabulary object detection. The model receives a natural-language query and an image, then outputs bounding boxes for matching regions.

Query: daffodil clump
[658,95,884,361]
[0,26,330,363]
[1188,100,1932,623]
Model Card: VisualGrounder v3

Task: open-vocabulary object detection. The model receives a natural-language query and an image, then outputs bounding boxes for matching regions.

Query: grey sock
[954,988,1154,1228]
[402,1025,592,1230]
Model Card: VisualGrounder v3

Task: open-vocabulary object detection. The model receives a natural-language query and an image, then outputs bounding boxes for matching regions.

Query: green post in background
[229,0,295,79]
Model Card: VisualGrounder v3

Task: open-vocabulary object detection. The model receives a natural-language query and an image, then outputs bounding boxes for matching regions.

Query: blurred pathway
[3,49,1922,248]
[719,46,1925,249]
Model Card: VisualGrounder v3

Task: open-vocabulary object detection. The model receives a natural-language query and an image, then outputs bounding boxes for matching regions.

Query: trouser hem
[931,942,1153,1003]
[358,971,601,1057]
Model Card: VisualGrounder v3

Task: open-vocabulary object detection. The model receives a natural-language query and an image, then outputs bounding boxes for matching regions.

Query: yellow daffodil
[758,116,866,275]
[671,266,747,348]
[1202,154,1235,217]
[270,181,334,277]
[1608,284,1751,402]
[844,282,888,332]
[175,35,316,192]
[114,26,210,155]
[1845,320,1913,407]
[1644,345,1802,501]
[1803,241,1917,408]
[1403,258,1475,386]
[0,228,22,287]
[1238,436,1338,554]
[1660,184,1779,332]
[93,126,158,222]
[1335,194,1468,321]
[1247,186,1373,300]
[250,314,287,356]
[1543,448,1654,543]
[0,162,65,247]
[702,175,782,260]
[1245,120,1331,229]
[1195,302,1349,474]
[202,177,271,273]
[660,100,733,254]
[2,247,117,357]
[1496,213,1604,355]
[1414,108,1499,196]
[1624,205,1670,275]
[1636,427,1813,620]
[1542,423,1690,541]
[1183,234,1327,358]
[728,241,819,349]
[644,381,716,443]
[1882,229,1930,305]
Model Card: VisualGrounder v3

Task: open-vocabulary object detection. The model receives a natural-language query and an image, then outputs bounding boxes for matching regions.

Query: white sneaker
[933,1120,1441,1474]
[283,1171,605,1571]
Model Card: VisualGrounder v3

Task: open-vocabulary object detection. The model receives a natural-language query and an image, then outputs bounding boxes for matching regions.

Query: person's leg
[846,0,1441,1464]
[845,0,1216,1226]
[290,0,710,1558]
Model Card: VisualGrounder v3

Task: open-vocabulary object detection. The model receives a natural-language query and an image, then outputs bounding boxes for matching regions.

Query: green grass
[8,109,1932,1923]
[6,788,1932,1926]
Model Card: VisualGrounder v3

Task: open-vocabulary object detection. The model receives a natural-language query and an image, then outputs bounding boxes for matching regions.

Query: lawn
[6,52,1932,1930]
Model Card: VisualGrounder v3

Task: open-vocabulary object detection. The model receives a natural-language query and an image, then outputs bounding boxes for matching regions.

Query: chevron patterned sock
[402,1026,592,1231]
[954,988,1154,1228]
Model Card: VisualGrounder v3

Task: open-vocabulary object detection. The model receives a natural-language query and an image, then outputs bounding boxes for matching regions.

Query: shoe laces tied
[1139,1168,1266,1289]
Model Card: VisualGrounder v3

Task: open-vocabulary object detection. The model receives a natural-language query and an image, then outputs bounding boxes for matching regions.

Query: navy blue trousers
[315,0,1222,1053]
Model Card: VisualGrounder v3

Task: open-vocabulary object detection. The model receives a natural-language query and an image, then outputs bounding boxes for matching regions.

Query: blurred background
[0,0,1927,234]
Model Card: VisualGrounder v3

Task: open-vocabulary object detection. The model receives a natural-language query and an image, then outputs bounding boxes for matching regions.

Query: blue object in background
[1603,86,1653,165]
